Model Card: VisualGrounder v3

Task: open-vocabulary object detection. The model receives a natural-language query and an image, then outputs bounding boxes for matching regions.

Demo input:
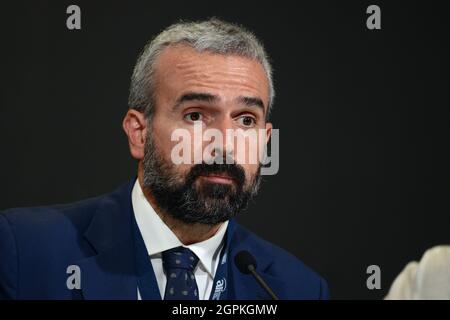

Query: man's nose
[207,116,235,162]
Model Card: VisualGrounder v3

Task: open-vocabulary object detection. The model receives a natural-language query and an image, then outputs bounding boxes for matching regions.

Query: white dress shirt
[131,179,228,300]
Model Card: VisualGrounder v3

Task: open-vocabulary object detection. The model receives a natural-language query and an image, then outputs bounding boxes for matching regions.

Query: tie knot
[162,247,199,272]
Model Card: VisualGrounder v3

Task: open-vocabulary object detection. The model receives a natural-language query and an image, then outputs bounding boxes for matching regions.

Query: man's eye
[237,115,256,127]
[184,112,203,122]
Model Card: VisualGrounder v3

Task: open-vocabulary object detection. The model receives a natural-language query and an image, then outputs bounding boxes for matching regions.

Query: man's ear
[265,122,273,144]
[122,109,148,160]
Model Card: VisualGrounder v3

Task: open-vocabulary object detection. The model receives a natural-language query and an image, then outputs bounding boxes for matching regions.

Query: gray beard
[142,130,262,225]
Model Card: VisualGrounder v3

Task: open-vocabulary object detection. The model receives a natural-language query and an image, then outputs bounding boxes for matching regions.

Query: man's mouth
[199,173,235,184]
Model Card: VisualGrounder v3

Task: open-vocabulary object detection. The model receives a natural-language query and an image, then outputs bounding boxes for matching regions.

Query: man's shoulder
[0,194,104,299]
[0,194,103,233]
[0,180,133,233]
[0,181,134,299]
[231,222,329,299]
[0,195,105,275]
[232,222,320,275]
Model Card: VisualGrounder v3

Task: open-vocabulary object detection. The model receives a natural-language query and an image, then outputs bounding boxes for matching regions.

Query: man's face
[142,44,272,225]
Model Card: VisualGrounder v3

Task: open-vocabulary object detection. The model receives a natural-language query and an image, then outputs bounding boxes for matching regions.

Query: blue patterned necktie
[162,246,200,300]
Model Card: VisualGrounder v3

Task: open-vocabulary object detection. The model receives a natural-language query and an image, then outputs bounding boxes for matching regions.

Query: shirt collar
[131,179,228,277]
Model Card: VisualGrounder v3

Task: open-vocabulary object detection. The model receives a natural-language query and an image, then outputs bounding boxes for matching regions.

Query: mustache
[185,162,246,186]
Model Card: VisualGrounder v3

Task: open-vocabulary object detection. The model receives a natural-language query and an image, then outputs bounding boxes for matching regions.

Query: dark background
[1,1,449,299]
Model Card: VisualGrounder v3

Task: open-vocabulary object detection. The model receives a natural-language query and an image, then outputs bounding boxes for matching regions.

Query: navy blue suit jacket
[0,180,329,300]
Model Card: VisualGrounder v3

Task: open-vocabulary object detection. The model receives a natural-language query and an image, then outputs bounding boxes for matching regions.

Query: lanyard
[208,233,230,300]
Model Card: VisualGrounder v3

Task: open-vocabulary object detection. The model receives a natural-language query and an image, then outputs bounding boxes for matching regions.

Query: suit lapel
[226,220,285,300]
[75,180,139,300]
[229,268,286,300]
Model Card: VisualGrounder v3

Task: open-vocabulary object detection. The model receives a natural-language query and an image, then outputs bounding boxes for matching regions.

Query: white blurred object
[385,245,450,300]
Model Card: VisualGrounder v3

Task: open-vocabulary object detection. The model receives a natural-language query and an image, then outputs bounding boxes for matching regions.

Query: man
[0,18,329,300]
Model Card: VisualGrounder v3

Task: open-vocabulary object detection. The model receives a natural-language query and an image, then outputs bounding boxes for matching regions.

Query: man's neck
[137,172,222,245]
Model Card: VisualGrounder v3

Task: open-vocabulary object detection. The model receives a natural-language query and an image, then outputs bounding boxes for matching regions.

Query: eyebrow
[173,92,219,109]
[237,96,265,111]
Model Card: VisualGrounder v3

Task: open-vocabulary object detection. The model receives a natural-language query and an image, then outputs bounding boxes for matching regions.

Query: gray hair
[128,18,275,120]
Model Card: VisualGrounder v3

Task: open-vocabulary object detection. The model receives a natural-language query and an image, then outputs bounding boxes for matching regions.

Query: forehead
[153,44,270,109]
